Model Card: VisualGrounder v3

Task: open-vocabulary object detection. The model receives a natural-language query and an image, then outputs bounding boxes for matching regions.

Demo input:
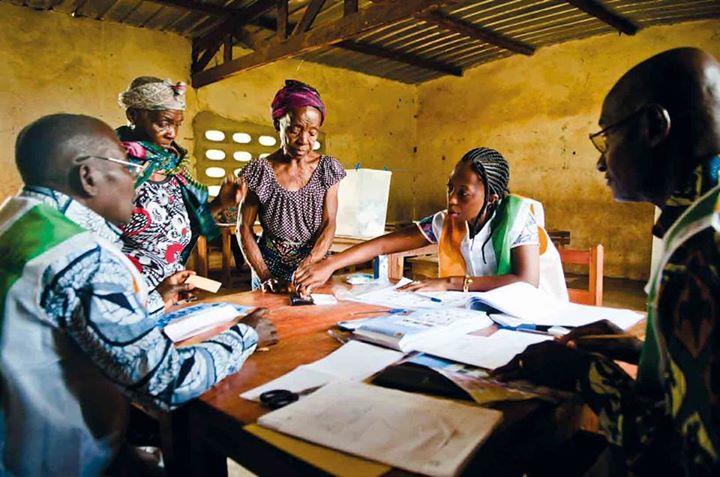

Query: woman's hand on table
[157,270,196,310]
[293,259,334,296]
[240,308,278,347]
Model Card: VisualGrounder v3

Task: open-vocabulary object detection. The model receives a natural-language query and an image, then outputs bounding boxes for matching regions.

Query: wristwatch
[462,275,473,293]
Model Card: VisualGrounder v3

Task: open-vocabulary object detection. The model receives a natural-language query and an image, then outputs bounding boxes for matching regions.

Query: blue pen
[414,292,442,303]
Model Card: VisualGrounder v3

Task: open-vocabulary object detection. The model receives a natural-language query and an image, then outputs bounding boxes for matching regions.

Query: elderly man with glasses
[0,114,275,476]
[495,47,720,475]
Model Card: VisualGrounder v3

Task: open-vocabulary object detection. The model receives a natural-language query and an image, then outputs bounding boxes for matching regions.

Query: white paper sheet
[163,304,241,342]
[468,282,563,321]
[416,329,553,370]
[258,381,502,477]
[347,278,471,310]
[240,341,403,401]
[534,303,645,329]
[311,293,338,306]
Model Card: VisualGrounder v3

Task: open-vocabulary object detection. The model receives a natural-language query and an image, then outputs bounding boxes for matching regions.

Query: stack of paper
[415,329,553,370]
[241,341,403,401]
[467,282,644,330]
[164,304,245,342]
[258,381,503,477]
[353,308,493,352]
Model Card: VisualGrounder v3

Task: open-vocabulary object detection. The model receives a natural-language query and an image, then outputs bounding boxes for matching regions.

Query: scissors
[259,385,322,410]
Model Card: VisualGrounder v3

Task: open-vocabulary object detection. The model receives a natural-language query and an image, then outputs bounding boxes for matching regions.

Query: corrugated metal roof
[7,0,720,84]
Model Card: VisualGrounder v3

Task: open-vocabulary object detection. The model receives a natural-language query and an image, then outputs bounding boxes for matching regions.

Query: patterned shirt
[121,176,193,289]
[574,158,720,475]
[241,155,346,282]
[0,189,258,476]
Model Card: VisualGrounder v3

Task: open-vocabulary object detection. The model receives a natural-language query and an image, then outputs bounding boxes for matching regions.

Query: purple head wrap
[270,80,326,129]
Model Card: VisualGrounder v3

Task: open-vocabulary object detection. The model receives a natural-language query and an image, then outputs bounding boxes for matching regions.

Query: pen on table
[176,296,198,306]
[413,292,442,303]
[573,334,637,341]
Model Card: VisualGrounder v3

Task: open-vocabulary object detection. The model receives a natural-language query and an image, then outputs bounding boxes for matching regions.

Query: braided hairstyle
[459,147,511,258]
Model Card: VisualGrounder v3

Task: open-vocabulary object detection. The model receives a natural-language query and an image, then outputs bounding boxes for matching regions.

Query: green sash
[0,203,84,337]
[489,194,526,275]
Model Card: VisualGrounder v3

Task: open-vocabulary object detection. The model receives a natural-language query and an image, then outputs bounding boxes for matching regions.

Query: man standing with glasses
[0,114,274,476]
[495,48,720,474]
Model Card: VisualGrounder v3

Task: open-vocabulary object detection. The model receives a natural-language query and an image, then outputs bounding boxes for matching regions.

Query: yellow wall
[0,2,196,200]
[415,20,720,280]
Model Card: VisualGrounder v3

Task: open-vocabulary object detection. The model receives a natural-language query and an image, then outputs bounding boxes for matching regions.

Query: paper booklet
[352,308,493,353]
[163,303,249,342]
[258,381,503,477]
[467,281,644,330]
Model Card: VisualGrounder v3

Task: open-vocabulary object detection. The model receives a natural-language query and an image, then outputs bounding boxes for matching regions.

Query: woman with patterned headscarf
[295,147,567,298]
[117,76,240,290]
[238,79,346,290]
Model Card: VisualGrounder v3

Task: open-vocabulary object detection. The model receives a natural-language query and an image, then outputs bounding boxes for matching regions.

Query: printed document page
[259,381,502,477]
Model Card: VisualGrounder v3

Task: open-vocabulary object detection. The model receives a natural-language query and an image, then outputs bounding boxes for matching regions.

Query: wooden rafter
[277,0,289,40]
[340,40,462,77]
[191,0,276,57]
[142,0,229,16]
[343,0,358,17]
[252,15,461,78]
[565,0,639,35]
[192,0,463,87]
[421,11,535,56]
[292,0,327,37]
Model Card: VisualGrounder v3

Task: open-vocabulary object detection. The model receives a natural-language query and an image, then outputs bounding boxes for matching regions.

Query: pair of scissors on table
[259,385,322,410]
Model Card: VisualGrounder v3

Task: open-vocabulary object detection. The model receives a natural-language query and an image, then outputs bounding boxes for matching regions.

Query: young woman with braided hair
[294,147,567,297]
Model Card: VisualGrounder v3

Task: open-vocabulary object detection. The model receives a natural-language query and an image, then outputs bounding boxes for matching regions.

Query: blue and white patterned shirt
[0,188,258,476]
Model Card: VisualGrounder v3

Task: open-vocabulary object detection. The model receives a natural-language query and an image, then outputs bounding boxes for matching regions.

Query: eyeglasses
[76,155,148,178]
[589,106,649,154]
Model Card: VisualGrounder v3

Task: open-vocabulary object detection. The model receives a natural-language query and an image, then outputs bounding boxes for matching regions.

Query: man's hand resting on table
[557,319,643,364]
[240,308,278,347]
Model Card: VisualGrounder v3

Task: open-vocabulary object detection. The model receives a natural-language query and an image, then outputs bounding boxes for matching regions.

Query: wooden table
[176,285,589,477]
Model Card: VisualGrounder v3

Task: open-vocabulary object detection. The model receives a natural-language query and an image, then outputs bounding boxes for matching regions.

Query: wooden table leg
[221,229,232,287]
[196,235,209,277]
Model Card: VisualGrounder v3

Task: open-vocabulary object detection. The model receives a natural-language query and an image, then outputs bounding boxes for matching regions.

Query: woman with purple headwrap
[239,80,346,290]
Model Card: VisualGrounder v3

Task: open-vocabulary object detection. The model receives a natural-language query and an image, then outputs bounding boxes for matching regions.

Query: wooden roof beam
[143,0,229,16]
[421,11,535,56]
[565,0,639,35]
[344,0,358,16]
[191,0,276,55]
[192,0,463,87]
[340,40,462,76]
[292,0,327,37]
